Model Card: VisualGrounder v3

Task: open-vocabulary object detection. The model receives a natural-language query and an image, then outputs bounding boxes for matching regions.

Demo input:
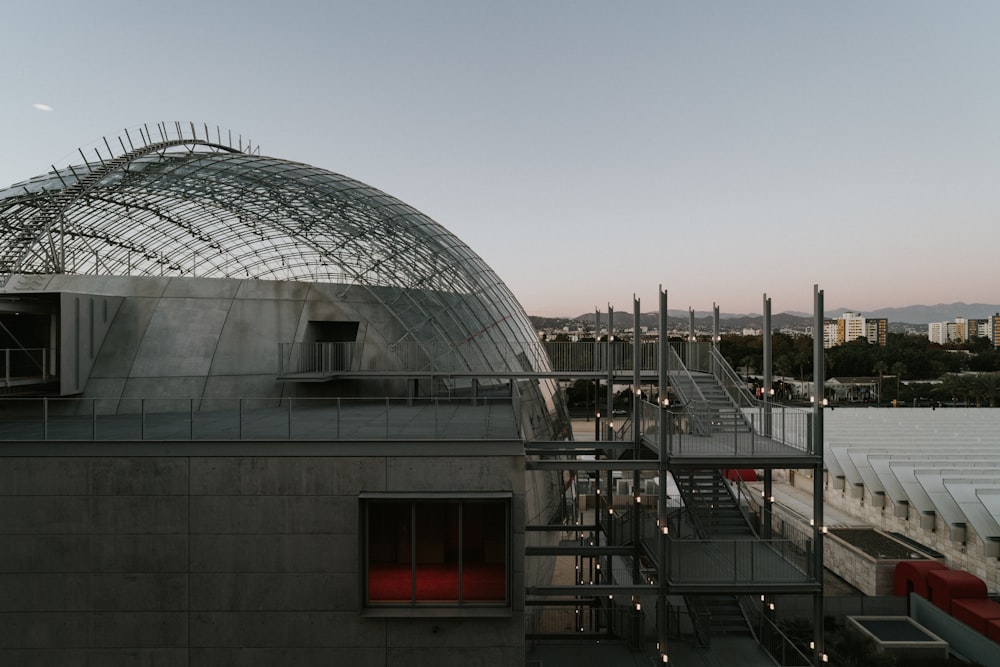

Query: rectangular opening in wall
[364,495,509,609]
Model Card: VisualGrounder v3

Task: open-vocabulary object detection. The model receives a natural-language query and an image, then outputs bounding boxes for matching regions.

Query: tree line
[719,332,1000,406]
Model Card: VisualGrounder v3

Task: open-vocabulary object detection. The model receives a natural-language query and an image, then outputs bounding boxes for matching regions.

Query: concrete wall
[0,442,526,666]
[817,474,1000,593]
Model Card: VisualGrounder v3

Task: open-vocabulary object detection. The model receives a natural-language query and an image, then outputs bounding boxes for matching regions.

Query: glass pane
[414,502,460,602]
[367,501,412,603]
[461,501,507,602]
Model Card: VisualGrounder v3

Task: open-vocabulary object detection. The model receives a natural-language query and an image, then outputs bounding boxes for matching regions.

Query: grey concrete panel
[0,496,187,535]
[0,574,187,612]
[189,496,354,534]
[89,611,188,647]
[209,299,301,375]
[189,535,356,573]
[0,535,90,572]
[385,616,522,648]
[87,648,188,667]
[201,375,282,402]
[0,648,184,667]
[190,457,385,495]
[3,274,56,292]
[81,377,128,401]
[235,278,313,301]
[188,611,385,647]
[88,458,188,495]
[87,297,161,380]
[189,573,357,611]
[88,574,189,611]
[0,458,90,494]
[0,574,88,611]
[161,277,241,299]
[0,612,91,648]
[0,534,183,573]
[130,297,232,378]
[88,497,189,534]
[121,376,208,401]
[0,496,90,533]
[43,275,169,299]
[88,535,189,573]
[386,456,517,493]
[386,646,523,667]
[189,647,386,667]
[0,648,89,667]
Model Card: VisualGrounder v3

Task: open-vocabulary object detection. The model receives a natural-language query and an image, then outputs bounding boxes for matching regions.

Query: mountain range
[529,302,1000,330]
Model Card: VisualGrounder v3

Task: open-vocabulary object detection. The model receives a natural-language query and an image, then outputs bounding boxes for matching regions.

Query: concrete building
[823,312,888,349]
[0,123,828,666]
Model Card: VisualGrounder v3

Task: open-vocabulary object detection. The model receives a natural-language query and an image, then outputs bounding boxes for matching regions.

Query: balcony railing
[1,347,52,387]
[639,403,814,456]
[0,396,517,441]
[278,340,551,375]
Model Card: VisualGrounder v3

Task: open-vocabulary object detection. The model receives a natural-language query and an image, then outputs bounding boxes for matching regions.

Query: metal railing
[709,346,758,407]
[665,535,814,585]
[542,341,661,372]
[279,340,550,375]
[525,601,642,642]
[0,396,517,441]
[739,596,813,666]
[640,403,813,456]
[1,347,51,387]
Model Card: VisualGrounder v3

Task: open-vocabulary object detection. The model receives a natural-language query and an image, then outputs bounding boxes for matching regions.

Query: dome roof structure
[0,122,548,375]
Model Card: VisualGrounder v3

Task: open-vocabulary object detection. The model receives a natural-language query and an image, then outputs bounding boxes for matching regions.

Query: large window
[364,495,509,607]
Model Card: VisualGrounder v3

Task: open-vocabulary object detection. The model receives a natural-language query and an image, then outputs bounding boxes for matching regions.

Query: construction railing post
[812,284,826,665]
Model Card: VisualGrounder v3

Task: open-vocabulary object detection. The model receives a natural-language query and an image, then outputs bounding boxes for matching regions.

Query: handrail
[1,347,52,387]
[709,346,758,408]
[666,346,711,436]
[0,395,519,442]
[279,340,552,376]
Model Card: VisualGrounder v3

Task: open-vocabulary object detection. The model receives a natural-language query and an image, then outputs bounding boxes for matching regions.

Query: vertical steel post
[713,303,720,349]
[812,285,826,665]
[607,306,614,442]
[687,308,695,369]
[763,294,772,438]
[632,297,641,592]
[657,286,669,663]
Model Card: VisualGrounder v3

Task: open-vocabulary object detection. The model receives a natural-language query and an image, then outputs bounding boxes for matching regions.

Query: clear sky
[3,1,998,317]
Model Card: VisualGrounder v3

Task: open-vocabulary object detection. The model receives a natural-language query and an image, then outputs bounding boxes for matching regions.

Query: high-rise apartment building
[929,316,998,345]
[823,312,888,348]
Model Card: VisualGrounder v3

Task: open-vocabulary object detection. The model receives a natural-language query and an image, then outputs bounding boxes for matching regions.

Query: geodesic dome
[0,122,548,375]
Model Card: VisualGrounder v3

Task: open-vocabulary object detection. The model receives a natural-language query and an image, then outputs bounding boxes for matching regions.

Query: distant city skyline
[2,2,999,316]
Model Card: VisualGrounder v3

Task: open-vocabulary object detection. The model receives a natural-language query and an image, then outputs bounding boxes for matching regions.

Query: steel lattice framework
[0,122,550,376]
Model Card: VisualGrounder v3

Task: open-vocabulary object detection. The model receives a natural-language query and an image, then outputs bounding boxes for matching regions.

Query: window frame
[360,492,512,617]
